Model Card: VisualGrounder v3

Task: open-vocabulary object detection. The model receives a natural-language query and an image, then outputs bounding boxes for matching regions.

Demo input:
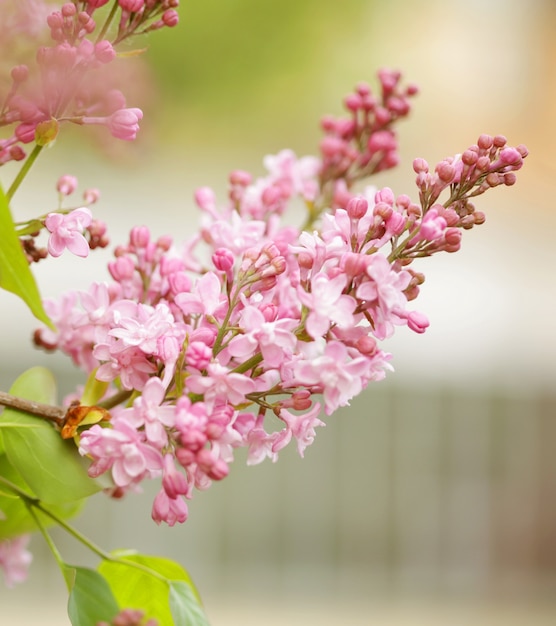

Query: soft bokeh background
[2,0,556,623]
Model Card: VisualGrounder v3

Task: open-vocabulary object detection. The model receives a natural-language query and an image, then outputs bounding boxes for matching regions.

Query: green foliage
[0,453,82,540]
[0,181,52,328]
[67,566,121,626]
[149,0,367,106]
[0,367,101,504]
[99,552,208,625]
[80,369,110,406]
[169,580,211,626]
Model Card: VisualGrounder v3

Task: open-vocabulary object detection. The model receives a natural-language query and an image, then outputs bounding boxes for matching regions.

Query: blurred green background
[2,0,556,624]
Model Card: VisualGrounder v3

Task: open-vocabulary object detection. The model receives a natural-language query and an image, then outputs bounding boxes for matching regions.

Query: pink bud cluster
[0,1,179,165]
[319,69,418,206]
[34,72,527,526]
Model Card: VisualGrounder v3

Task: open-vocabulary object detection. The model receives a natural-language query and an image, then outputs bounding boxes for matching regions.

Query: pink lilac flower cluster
[0,0,179,165]
[0,534,33,588]
[34,71,528,527]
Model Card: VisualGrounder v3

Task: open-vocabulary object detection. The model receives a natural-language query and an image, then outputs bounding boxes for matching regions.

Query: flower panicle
[32,73,527,526]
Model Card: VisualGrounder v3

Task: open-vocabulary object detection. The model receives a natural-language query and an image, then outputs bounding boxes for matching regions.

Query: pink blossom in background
[0,535,33,588]
[44,207,92,257]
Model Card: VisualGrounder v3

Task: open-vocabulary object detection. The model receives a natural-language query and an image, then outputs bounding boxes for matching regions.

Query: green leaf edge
[0,181,53,328]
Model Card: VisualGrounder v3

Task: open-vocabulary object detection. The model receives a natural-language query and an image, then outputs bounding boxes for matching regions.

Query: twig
[0,390,65,424]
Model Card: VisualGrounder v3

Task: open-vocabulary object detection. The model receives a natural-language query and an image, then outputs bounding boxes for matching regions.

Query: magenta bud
[499,147,522,166]
[260,302,277,322]
[194,186,216,211]
[56,175,78,196]
[83,188,100,204]
[163,9,179,27]
[212,247,235,272]
[462,150,478,166]
[129,225,150,248]
[11,65,29,83]
[435,161,456,183]
[61,2,77,17]
[477,134,493,150]
[355,81,371,96]
[344,93,362,112]
[407,311,429,334]
[346,195,368,219]
[229,169,252,186]
[94,40,116,64]
[108,255,135,281]
[412,157,429,174]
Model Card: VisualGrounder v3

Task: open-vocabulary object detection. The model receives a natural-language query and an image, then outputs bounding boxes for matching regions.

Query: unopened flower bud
[212,247,235,272]
[11,65,29,84]
[477,134,493,150]
[94,40,116,64]
[83,188,100,204]
[162,9,179,27]
[229,169,252,186]
[346,196,368,219]
[108,255,135,281]
[57,175,78,196]
[129,225,150,248]
[194,186,216,211]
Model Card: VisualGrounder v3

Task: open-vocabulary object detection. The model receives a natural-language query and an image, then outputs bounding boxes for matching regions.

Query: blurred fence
[2,377,556,624]
[52,380,554,601]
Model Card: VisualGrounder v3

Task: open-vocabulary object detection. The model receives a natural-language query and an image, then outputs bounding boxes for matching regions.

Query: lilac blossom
[45,207,92,257]
[33,69,527,527]
[0,535,33,588]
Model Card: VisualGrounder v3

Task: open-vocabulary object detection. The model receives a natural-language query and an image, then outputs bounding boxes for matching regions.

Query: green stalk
[25,504,72,591]
[6,145,43,202]
[0,475,167,583]
[96,1,120,43]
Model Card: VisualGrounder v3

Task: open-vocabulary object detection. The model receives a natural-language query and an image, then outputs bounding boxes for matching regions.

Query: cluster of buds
[318,69,418,211]
[32,72,527,527]
[0,1,179,165]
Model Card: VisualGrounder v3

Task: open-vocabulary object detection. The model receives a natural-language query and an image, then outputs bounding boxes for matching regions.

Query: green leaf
[80,369,109,406]
[0,367,101,504]
[0,454,83,540]
[0,181,53,328]
[67,566,120,626]
[99,552,204,625]
[169,580,211,626]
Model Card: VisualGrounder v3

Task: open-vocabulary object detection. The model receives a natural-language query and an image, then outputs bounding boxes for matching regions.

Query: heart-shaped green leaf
[67,566,120,626]
[169,580,210,626]
[99,552,204,625]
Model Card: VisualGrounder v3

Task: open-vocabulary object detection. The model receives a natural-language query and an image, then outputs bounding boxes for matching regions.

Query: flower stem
[6,144,43,202]
[0,475,167,584]
[96,0,119,43]
[97,388,133,410]
[24,503,72,591]
[0,390,65,424]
